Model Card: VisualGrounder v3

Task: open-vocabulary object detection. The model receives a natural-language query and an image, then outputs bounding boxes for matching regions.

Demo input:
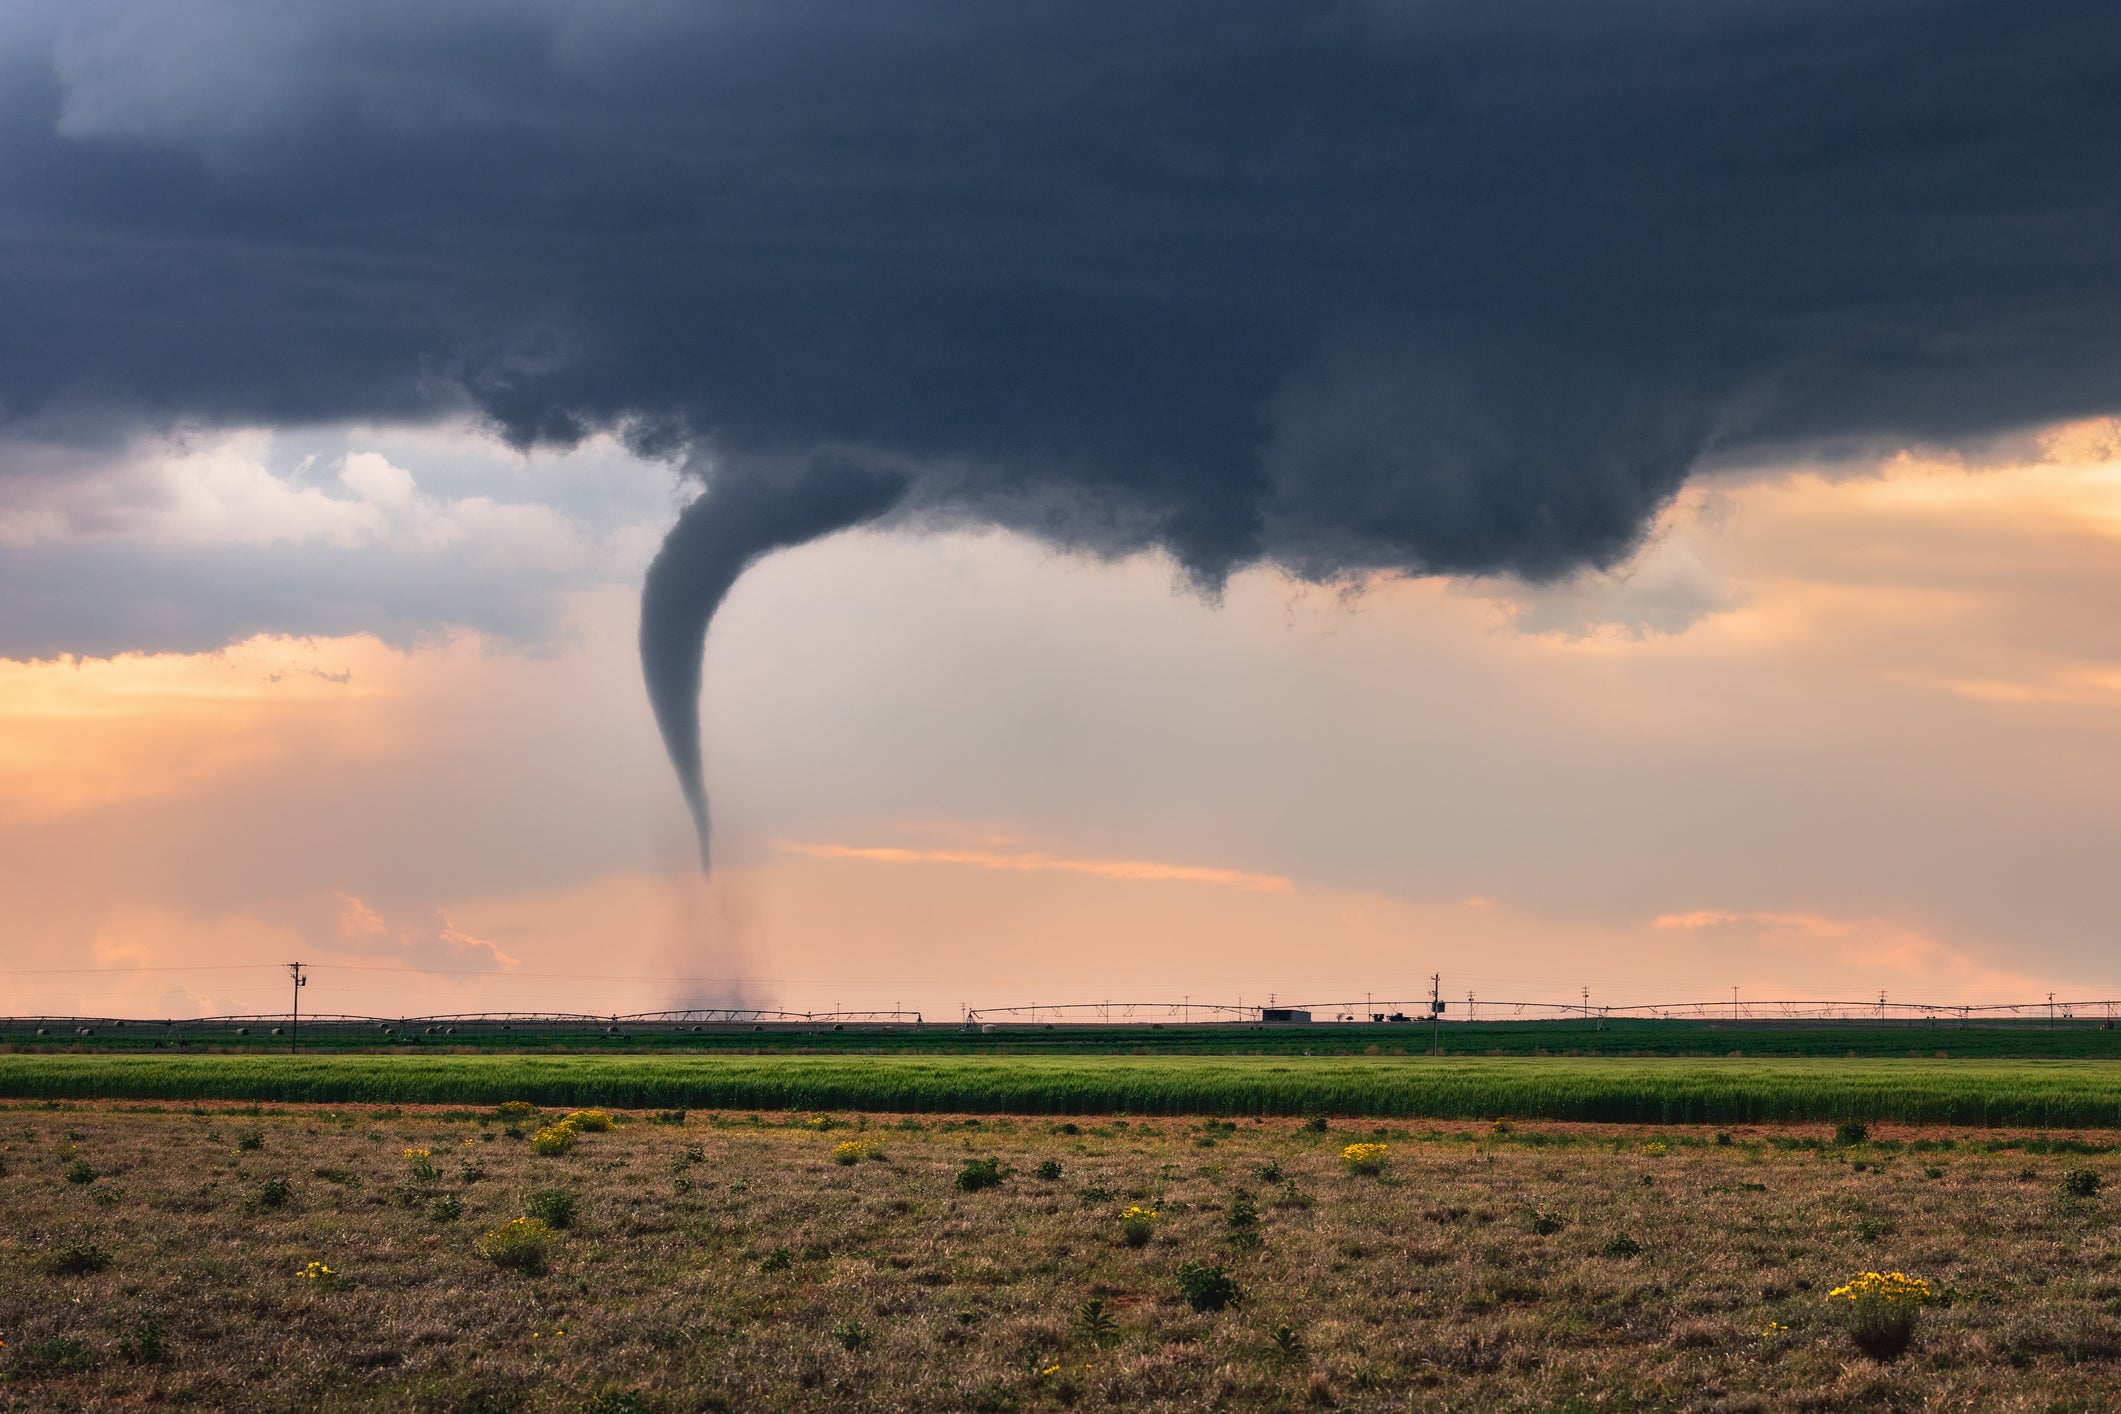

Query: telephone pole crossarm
[287,962,308,1055]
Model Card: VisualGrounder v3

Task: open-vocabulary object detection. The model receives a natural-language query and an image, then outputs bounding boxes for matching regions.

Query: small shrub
[1226,1189,1260,1229]
[1118,1205,1158,1247]
[496,1101,540,1120]
[1835,1120,1871,1147]
[832,1319,872,1351]
[404,1148,442,1184]
[562,1110,614,1133]
[833,1141,866,1165]
[297,1260,340,1285]
[1175,1260,1242,1312]
[1268,1323,1306,1363]
[1339,1143,1388,1176]
[64,1158,97,1184]
[1075,1297,1118,1347]
[1053,1122,1081,1136]
[1302,1117,1330,1133]
[236,1130,264,1152]
[1923,1165,1945,1180]
[459,1161,487,1184]
[12,1337,92,1374]
[531,1123,579,1156]
[2063,1169,2103,1198]
[118,1319,167,1364]
[955,1158,1005,1193]
[527,1189,578,1228]
[1253,1160,1284,1183]
[1603,1234,1643,1257]
[432,1194,465,1222]
[248,1175,292,1211]
[1036,1159,1064,1181]
[1828,1270,1929,1360]
[1529,1210,1566,1236]
[759,1248,793,1273]
[648,1110,688,1126]
[1640,1142,1668,1157]
[43,1238,112,1275]
[477,1216,555,1272]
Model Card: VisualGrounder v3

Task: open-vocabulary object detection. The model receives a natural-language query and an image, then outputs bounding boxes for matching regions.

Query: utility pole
[1582,985,1590,1021]
[1732,985,1739,1021]
[2050,992,2057,1029]
[1430,972,1444,1056]
[286,962,307,1055]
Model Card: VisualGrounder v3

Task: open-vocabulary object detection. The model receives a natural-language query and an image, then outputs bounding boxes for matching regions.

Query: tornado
[639,460,910,871]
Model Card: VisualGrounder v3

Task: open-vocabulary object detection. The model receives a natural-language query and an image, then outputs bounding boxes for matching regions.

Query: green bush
[476,1217,554,1272]
[1835,1120,1871,1146]
[236,1130,264,1152]
[1075,1298,1118,1347]
[2063,1168,2102,1198]
[955,1157,1005,1193]
[43,1238,113,1275]
[1603,1234,1643,1257]
[12,1337,92,1374]
[431,1194,465,1222]
[118,1320,167,1364]
[1035,1159,1063,1181]
[527,1189,578,1228]
[64,1158,97,1184]
[248,1175,292,1211]
[1175,1260,1242,1312]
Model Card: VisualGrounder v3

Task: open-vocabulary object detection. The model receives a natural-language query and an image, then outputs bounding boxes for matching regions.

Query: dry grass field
[4,1102,2120,1412]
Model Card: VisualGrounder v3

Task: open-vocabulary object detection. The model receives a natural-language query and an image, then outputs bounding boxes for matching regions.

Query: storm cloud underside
[5,0,2121,863]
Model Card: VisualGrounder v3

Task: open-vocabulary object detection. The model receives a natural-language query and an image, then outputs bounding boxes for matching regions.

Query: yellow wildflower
[1340,1142,1389,1175]
[1827,1271,1930,1305]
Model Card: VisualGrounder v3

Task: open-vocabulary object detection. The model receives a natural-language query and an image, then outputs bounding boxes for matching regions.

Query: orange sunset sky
[5,418,2119,1020]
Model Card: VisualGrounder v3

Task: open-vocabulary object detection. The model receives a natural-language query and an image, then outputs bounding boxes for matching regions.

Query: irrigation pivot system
[4,994,2118,1044]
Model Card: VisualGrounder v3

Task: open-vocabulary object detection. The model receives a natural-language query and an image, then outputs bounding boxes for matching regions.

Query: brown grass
[3,1103,2121,1410]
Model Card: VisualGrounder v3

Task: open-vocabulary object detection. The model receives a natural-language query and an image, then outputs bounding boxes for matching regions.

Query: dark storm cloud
[8,0,2120,576]
[5,0,2121,860]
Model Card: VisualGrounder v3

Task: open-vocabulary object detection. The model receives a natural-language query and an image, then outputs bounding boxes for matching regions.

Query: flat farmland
[4,1101,2121,1410]
[7,1054,2121,1125]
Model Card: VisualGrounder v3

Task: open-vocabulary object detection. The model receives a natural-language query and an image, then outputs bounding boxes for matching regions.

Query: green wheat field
[7,1054,2121,1125]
